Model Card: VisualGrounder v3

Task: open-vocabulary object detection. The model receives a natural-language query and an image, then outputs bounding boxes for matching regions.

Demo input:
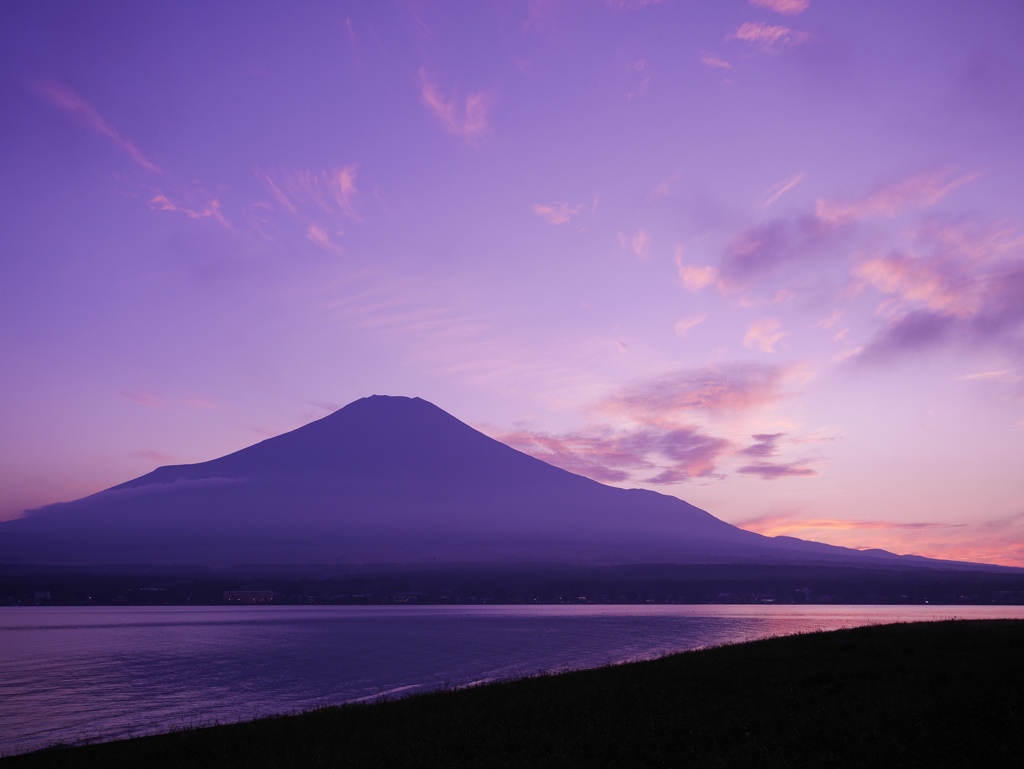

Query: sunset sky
[2,0,1023,566]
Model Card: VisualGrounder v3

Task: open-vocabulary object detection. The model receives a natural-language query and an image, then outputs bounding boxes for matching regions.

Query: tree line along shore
[4,562,1024,606]
[5,619,1023,768]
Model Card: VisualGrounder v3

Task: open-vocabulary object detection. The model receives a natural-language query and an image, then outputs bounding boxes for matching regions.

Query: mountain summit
[0,396,960,567]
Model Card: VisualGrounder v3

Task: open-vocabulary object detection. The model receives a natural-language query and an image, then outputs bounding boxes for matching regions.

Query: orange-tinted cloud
[737,513,964,537]
[418,69,494,147]
[31,79,162,173]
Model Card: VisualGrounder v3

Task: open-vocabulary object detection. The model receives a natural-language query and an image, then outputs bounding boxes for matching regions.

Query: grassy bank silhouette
[8,619,1023,768]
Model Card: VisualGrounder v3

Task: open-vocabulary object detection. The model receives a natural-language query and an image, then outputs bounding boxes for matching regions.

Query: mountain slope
[0,396,986,568]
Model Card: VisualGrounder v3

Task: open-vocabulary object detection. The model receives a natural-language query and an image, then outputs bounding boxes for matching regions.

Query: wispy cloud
[121,391,163,408]
[256,166,361,221]
[854,254,981,319]
[254,167,298,215]
[500,425,730,485]
[129,448,174,463]
[852,214,1024,364]
[674,314,707,337]
[619,229,651,258]
[307,224,344,254]
[743,318,788,353]
[607,0,666,10]
[749,0,810,15]
[285,166,360,220]
[30,79,162,173]
[533,202,585,225]
[737,513,964,536]
[148,194,231,229]
[699,53,732,71]
[596,363,796,424]
[733,433,819,480]
[954,369,1022,383]
[737,432,786,457]
[758,172,804,209]
[736,460,817,480]
[730,22,809,52]
[418,69,494,147]
[815,170,979,225]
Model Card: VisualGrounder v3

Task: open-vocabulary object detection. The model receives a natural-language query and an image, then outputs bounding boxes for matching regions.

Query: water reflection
[3,605,1022,755]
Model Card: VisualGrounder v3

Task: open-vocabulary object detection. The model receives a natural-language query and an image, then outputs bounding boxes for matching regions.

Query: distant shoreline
[4,561,1024,607]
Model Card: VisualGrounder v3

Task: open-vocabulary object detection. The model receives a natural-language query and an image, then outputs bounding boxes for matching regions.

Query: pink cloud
[31,79,162,173]
[284,166,360,221]
[674,314,707,337]
[596,363,795,424]
[675,247,717,291]
[749,0,810,15]
[743,318,788,353]
[500,425,730,485]
[418,69,494,147]
[307,224,344,254]
[532,202,584,225]
[148,194,231,230]
[730,22,809,52]
[699,53,732,71]
[854,254,981,319]
[852,214,1024,364]
[815,170,979,225]
[619,229,651,258]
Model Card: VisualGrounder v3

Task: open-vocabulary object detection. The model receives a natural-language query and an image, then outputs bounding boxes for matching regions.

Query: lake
[3,604,1024,756]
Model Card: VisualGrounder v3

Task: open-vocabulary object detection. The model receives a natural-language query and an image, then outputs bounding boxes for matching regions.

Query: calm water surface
[3,604,1023,755]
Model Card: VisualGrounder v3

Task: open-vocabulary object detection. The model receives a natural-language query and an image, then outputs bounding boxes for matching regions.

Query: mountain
[0,395,991,568]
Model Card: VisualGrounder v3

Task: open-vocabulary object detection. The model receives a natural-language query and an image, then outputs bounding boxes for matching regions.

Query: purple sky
[2,0,1023,566]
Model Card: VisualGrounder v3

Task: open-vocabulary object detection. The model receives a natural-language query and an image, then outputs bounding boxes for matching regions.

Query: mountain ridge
[0,395,1007,570]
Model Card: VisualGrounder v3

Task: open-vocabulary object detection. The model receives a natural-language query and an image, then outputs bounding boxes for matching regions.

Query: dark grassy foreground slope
[8,620,1024,769]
